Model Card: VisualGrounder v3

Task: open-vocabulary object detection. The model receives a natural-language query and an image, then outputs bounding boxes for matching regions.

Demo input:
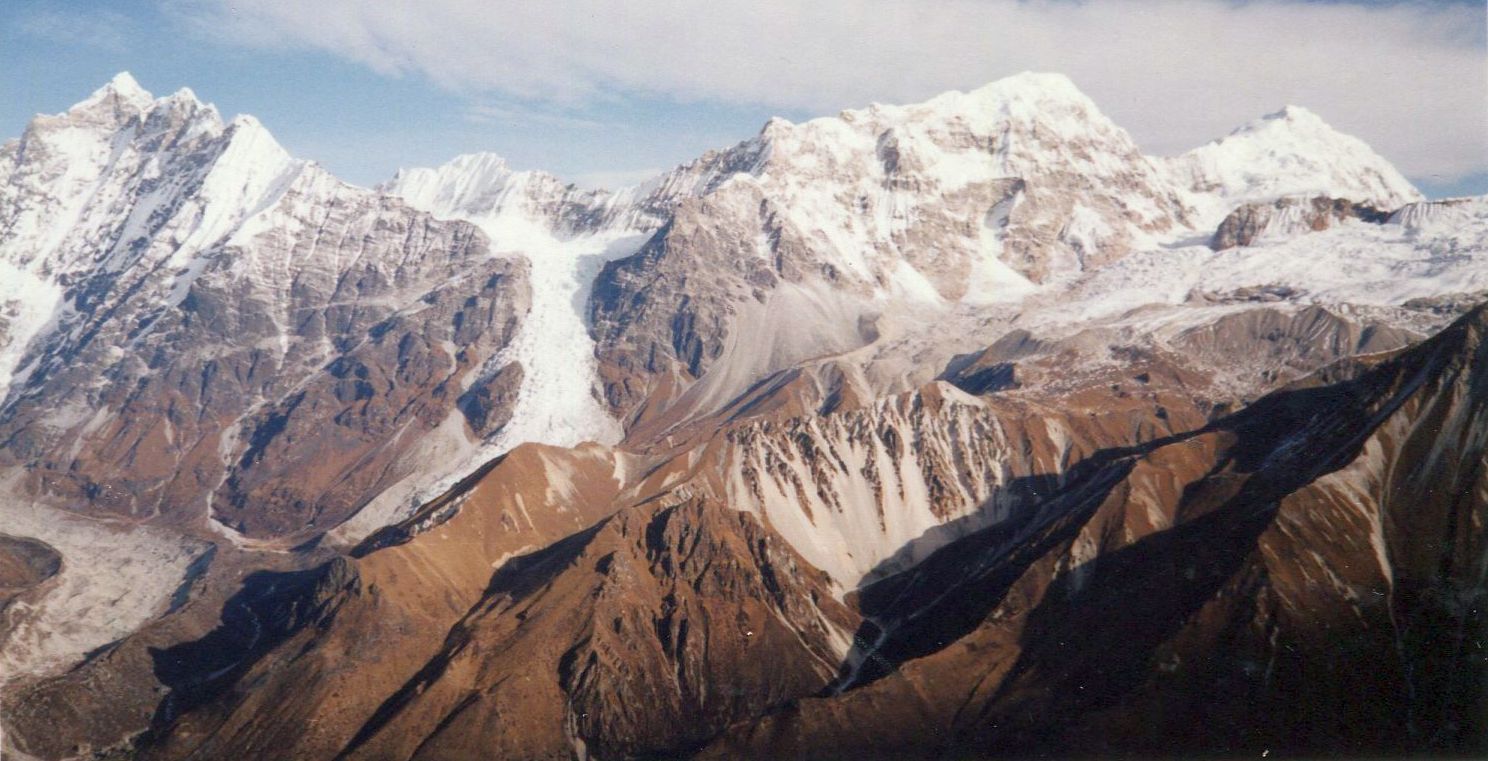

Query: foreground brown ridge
[707,302,1488,759]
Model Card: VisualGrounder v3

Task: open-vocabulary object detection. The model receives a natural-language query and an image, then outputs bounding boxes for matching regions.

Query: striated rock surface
[705,305,1488,759]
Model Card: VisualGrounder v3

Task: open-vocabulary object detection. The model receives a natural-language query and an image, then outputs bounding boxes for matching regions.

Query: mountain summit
[1170,102,1422,220]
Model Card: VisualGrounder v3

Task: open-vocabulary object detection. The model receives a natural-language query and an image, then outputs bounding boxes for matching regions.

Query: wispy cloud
[466,102,605,130]
[165,0,1487,180]
[17,9,133,53]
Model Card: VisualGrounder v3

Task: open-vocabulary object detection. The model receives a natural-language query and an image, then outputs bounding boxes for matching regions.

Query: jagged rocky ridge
[0,71,1484,759]
[705,303,1488,759]
[0,74,532,543]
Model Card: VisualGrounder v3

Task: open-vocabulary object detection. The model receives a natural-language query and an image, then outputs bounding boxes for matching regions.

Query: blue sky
[4,0,1485,196]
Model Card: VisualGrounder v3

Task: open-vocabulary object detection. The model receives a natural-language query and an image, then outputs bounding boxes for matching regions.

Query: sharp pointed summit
[87,71,152,107]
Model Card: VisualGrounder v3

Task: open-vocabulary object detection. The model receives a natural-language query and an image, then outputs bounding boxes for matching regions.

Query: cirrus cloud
[166,0,1487,181]
[19,8,133,53]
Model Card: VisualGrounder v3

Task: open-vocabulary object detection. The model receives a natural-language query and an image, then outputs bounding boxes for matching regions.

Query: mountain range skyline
[5,0,1484,196]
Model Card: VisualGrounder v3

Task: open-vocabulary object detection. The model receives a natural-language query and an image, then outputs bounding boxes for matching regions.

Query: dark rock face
[147,557,362,730]
[205,249,529,538]
[335,499,856,761]
[456,362,524,438]
[589,194,799,421]
[1211,195,1390,249]
[1169,304,1419,391]
[0,535,61,612]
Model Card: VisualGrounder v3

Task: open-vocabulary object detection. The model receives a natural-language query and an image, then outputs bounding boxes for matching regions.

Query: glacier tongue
[458,215,640,452]
[385,155,660,453]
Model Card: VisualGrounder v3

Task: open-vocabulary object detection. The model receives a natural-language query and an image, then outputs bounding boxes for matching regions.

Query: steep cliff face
[0,76,531,542]
[588,73,1186,425]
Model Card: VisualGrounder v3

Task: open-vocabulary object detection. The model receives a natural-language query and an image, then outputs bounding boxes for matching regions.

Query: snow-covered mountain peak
[387,151,531,217]
[972,70,1085,98]
[62,73,225,131]
[687,74,1144,227]
[47,73,154,131]
[26,74,223,153]
[835,73,1096,127]
[635,71,1186,299]
[383,150,674,241]
[76,71,154,113]
[420,150,513,178]
[158,86,210,113]
[225,113,270,136]
[0,72,310,312]
[102,70,147,95]
[1221,103,1359,147]
[1168,103,1422,225]
[762,72,1129,170]
[862,73,1122,148]
[672,73,1420,255]
[951,71,1100,118]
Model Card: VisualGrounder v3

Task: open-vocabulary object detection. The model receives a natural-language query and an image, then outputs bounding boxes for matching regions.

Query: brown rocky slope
[707,303,1488,759]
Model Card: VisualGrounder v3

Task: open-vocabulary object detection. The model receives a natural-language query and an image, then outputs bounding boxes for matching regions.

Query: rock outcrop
[1211,195,1390,249]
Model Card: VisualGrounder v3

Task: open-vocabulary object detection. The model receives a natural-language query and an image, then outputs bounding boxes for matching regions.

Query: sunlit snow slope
[385,155,662,455]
